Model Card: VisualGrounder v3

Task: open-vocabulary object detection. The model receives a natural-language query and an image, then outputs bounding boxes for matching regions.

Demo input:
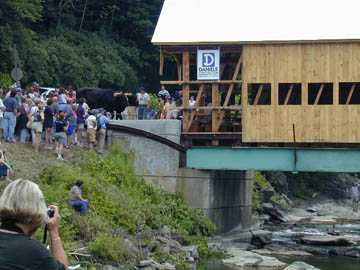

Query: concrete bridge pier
[107,120,253,233]
[178,169,253,233]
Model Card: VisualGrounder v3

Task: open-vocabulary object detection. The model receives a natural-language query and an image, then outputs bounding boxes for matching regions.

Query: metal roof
[152,0,360,45]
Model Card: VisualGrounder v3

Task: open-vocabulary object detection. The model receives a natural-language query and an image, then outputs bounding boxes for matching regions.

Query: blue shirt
[97,115,110,129]
[3,97,18,113]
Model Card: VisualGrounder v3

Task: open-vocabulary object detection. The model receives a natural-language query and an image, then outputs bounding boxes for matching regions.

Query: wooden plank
[212,84,220,132]
[253,85,264,105]
[186,85,204,130]
[346,83,356,105]
[160,80,242,85]
[314,84,324,105]
[172,55,182,81]
[284,84,294,105]
[182,51,190,132]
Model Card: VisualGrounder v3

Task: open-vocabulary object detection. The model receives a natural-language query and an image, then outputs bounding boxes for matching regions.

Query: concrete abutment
[107,120,254,233]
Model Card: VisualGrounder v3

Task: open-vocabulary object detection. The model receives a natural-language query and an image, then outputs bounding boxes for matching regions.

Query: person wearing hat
[86,110,97,150]
[136,87,150,120]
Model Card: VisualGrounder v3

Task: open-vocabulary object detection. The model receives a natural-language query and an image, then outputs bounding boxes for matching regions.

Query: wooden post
[182,50,190,131]
[159,47,164,76]
[302,82,308,105]
[333,81,339,105]
[212,84,220,132]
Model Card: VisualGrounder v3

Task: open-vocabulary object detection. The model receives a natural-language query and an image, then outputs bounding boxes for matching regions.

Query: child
[54,111,68,160]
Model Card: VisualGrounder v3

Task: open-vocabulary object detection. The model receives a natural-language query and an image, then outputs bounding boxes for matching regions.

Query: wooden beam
[253,85,264,105]
[314,84,324,105]
[212,84,220,132]
[346,83,356,105]
[160,80,242,85]
[215,54,243,131]
[159,47,164,76]
[284,84,294,105]
[186,85,204,130]
[182,50,191,132]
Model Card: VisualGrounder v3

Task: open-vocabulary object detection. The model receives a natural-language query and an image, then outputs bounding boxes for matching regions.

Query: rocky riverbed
[209,201,360,270]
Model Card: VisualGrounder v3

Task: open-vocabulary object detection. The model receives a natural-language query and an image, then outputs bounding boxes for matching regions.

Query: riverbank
[0,143,220,269]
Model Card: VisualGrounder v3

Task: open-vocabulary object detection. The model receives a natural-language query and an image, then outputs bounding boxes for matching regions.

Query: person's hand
[47,205,61,233]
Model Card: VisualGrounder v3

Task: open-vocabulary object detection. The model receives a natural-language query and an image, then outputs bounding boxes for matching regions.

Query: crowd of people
[0,83,111,160]
[136,85,196,120]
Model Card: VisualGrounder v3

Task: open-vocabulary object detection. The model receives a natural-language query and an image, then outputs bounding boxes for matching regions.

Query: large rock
[253,249,312,257]
[262,203,288,224]
[223,248,287,269]
[250,230,273,248]
[284,261,320,270]
[300,236,355,246]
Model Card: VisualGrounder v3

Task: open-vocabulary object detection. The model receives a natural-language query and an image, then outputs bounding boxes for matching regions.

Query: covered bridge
[152,0,360,144]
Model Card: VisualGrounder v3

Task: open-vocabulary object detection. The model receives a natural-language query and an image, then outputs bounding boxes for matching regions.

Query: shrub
[39,145,215,264]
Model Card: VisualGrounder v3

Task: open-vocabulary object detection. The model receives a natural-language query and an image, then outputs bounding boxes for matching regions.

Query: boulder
[253,249,312,257]
[223,248,287,269]
[262,203,288,224]
[300,236,355,246]
[345,247,360,258]
[182,245,199,259]
[250,230,273,248]
[284,261,320,270]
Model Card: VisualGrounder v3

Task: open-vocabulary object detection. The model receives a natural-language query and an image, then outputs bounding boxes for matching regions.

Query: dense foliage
[0,0,163,90]
[40,145,215,265]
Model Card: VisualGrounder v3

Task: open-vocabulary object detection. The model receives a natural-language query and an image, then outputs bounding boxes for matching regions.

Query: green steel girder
[186,147,360,172]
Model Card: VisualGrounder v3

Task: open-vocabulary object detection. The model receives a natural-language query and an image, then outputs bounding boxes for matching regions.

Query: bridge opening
[308,83,333,105]
[278,83,302,105]
[248,83,272,105]
[339,82,360,104]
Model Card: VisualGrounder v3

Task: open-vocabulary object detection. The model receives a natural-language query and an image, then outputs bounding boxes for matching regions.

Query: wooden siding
[242,43,360,143]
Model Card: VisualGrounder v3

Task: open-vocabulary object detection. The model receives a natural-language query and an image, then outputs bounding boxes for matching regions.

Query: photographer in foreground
[0,179,69,269]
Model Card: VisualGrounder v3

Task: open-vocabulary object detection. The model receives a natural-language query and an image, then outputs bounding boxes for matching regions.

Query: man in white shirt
[137,87,150,120]
[86,110,97,150]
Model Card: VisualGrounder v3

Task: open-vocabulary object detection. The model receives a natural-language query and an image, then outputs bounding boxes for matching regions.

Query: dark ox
[76,88,136,118]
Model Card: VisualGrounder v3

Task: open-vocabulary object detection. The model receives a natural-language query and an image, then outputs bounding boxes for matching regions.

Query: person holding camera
[0,179,69,269]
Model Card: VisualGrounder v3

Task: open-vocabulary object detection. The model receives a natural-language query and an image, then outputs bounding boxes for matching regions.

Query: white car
[39,87,56,101]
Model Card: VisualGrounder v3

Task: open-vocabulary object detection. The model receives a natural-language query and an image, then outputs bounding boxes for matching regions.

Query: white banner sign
[197,49,220,80]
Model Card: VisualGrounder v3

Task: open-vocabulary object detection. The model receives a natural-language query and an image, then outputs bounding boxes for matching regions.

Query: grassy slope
[1,143,217,267]
[1,142,86,181]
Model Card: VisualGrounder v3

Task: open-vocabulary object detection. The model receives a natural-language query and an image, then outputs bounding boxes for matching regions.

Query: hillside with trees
[0,0,164,90]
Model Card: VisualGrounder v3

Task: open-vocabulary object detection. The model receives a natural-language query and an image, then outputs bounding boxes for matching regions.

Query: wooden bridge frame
[159,46,243,137]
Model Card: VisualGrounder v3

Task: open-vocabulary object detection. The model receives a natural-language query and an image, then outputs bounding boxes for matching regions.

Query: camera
[47,208,55,218]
